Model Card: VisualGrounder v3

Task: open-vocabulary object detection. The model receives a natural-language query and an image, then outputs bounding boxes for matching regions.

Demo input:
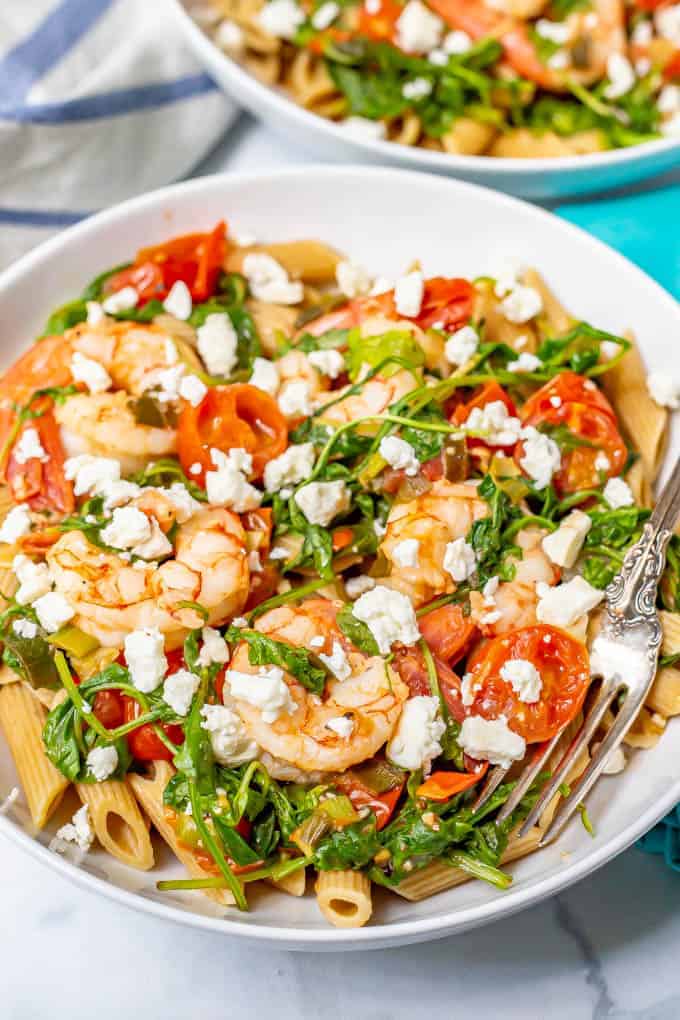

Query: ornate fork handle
[604,520,674,638]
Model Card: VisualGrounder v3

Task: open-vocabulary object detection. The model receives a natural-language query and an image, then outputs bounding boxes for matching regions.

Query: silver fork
[471,456,680,847]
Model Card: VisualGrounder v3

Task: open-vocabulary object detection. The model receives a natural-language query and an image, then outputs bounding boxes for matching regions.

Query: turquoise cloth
[556,186,680,868]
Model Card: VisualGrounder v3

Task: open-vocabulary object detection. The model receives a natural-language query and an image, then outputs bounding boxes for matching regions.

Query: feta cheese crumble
[311,1,339,29]
[379,435,420,476]
[647,372,680,410]
[33,591,74,633]
[200,704,259,765]
[102,286,138,314]
[392,538,420,568]
[0,504,31,544]
[163,669,201,716]
[13,427,48,464]
[352,585,420,654]
[604,52,635,99]
[227,665,296,723]
[294,480,350,526]
[12,618,37,639]
[100,506,152,549]
[387,695,446,770]
[87,745,119,782]
[53,804,94,853]
[443,537,477,582]
[215,18,244,52]
[198,625,230,667]
[278,380,314,418]
[508,351,541,373]
[499,284,543,324]
[197,313,238,377]
[70,351,112,393]
[541,509,591,568]
[500,658,542,704]
[308,349,345,379]
[535,577,603,628]
[444,325,478,366]
[464,401,523,446]
[257,0,305,38]
[318,640,352,681]
[86,301,104,325]
[393,270,424,317]
[12,554,52,604]
[655,3,680,45]
[396,0,444,53]
[459,714,526,768]
[243,253,303,304]
[178,374,208,407]
[326,715,355,738]
[249,356,280,395]
[163,280,193,320]
[402,76,433,100]
[337,116,387,141]
[344,575,376,599]
[336,260,371,298]
[519,426,561,489]
[603,476,634,509]
[124,627,167,693]
[205,447,262,511]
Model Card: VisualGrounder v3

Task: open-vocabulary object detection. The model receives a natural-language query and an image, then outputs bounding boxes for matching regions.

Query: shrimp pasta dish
[192,0,680,158]
[1,220,680,929]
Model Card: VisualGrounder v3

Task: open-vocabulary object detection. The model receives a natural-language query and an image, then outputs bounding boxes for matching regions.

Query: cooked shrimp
[275,349,331,419]
[319,369,418,426]
[381,480,488,606]
[227,600,409,773]
[470,526,558,634]
[55,392,177,474]
[47,507,249,647]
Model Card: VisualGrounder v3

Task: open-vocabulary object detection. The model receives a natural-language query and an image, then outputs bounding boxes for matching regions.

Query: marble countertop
[3,115,680,1019]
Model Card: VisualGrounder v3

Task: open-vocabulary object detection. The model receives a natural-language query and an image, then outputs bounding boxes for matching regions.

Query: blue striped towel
[0,0,236,269]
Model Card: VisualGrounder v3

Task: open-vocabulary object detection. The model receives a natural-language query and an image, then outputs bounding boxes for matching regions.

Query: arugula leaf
[226,627,327,695]
[314,817,381,870]
[336,604,380,656]
[1,624,59,689]
[42,299,88,336]
[468,475,523,583]
[345,329,424,381]
[400,407,447,463]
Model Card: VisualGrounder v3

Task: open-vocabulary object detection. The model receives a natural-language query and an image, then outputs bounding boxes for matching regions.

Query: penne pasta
[315,870,373,928]
[227,240,341,284]
[76,778,154,871]
[647,666,680,718]
[660,611,680,655]
[523,269,573,337]
[268,864,307,898]
[0,683,69,827]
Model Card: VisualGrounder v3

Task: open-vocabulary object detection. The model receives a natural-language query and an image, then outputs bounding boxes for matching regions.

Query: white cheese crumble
[443,28,471,52]
[278,380,314,419]
[326,715,355,738]
[318,640,352,681]
[392,538,420,568]
[163,669,201,716]
[459,714,526,768]
[519,426,561,489]
[396,0,444,53]
[197,313,238,377]
[336,260,371,298]
[460,672,477,707]
[13,427,48,464]
[198,625,230,667]
[345,575,376,599]
[352,585,420,654]
[307,349,345,379]
[394,270,424,317]
[311,1,339,29]
[655,3,680,46]
[603,476,634,509]
[535,577,603,628]
[647,372,680,409]
[337,116,387,141]
[294,479,350,526]
[444,325,478,367]
[53,804,94,852]
[178,374,208,407]
[500,284,543,324]
[124,627,167,693]
[402,76,433,100]
[70,351,112,394]
[227,665,296,722]
[387,695,446,770]
[541,509,591,568]
[100,506,152,549]
[604,52,635,100]
[215,18,245,52]
[86,301,104,325]
[594,451,611,473]
[535,17,571,43]
[162,280,193,320]
[64,454,122,498]
[257,0,305,38]
[243,252,303,304]
[86,745,119,782]
[102,286,138,314]
[379,435,420,475]
[205,447,262,511]
[443,537,477,582]
[200,704,259,765]
[508,351,541,373]
[12,554,52,604]
[500,658,542,704]
[12,618,37,639]
[465,401,523,446]
[0,504,31,544]
[249,356,280,395]
[33,591,74,633]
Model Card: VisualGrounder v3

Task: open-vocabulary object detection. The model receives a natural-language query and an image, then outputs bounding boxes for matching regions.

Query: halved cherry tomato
[416,277,475,332]
[332,527,355,552]
[418,603,478,667]
[5,408,74,513]
[121,647,186,762]
[519,373,626,492]
[664,50,680,80]
[393,645,462,700]
[92,689,125,729]
[357,0,402,40]
[177,383,288,482]
[416,765,488,801]
[105,222,227,304]
[444,624,590,744]
[335,770,406,829]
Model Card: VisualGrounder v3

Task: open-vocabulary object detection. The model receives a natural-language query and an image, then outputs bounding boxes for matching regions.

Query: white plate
[0,167,678,950]
[170,0,680,201]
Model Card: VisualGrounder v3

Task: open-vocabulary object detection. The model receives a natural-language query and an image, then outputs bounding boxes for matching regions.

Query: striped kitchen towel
[0,0,236,269]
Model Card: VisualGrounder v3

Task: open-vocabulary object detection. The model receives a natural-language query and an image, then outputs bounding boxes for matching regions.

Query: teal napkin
[557,185,680,867]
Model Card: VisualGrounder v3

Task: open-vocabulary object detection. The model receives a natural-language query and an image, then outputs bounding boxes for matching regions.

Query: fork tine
[495,729,565,825]
[538,694,640,846]
[472,763,509,813]
[518,682,619,838]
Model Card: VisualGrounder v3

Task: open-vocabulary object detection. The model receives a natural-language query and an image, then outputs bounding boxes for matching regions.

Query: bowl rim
[1,164,679,946]
[169,0,680,179]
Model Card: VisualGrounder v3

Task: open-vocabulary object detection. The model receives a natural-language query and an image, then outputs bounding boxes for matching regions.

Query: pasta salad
[1,221,679,928]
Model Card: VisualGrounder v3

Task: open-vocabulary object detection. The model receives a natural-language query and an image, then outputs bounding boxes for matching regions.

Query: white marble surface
[3,113,680,1019]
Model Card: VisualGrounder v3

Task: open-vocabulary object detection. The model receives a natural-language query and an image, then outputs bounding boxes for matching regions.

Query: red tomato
[92,690,125,729]
[177,383,288,482]
[393,645,462,700]
[444,624,590,744]
[335,771,406,829]
[123,696,184,762]
[416,765,488,801]
[416,277,475,332]
[357,0,402,38]
[419,603,478,667]
[103,262,165,305]
[519,373,626,492]
[664,50,680,79]
[6,408,74,514]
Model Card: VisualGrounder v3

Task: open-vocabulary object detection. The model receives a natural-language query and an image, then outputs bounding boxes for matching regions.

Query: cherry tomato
[121,647,186,762]
[444,624,591,744]
[177,383,288,482]
[103,262,165,304]
[6,408,74,514]
[335,770,406,829]
[664,50,680,80]
[92,689,125,729]
[393,645,461,699]
[357,0,402,39]
[416,765,488,801]
[418,603,478,667]
[416,277,475,332]
[520,371,617,423]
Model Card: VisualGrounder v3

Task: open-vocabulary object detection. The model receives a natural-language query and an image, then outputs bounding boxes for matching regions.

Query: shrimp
[227,600,409,773]
[275,349,331,419]
[381,480,489,606]
[318,369,418,427]
[55,392,177,474]
[470,526,558,635]
[47,507,249,647]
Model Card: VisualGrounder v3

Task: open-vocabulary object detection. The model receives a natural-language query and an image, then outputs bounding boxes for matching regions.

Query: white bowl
[1,167,678,950]
[170,0,680,201]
